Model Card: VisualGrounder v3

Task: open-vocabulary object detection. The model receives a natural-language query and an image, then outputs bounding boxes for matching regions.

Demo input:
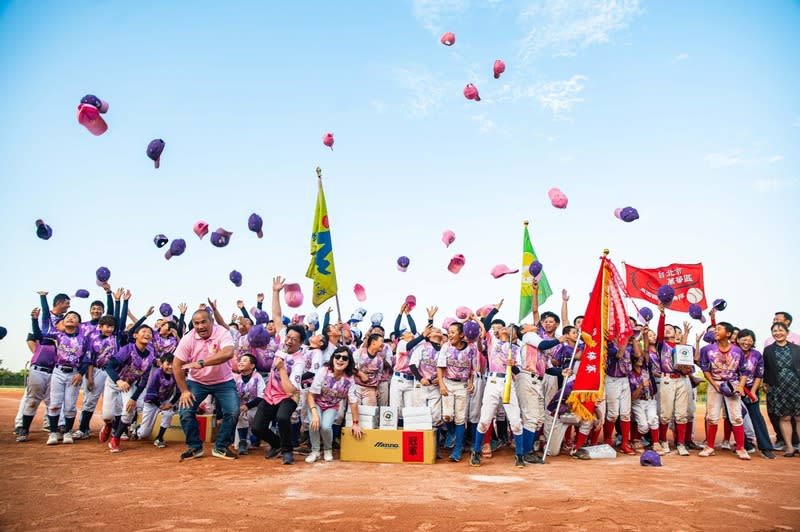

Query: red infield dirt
[1,389,799,531]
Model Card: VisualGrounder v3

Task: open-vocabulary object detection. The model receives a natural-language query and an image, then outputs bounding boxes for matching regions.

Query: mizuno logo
[374,442,399,448]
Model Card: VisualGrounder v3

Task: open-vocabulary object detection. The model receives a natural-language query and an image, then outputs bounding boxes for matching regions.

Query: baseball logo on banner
[624,263,707,312]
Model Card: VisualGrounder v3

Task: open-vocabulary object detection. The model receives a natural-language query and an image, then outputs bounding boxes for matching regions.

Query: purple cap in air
[620,206,640,223]
[248,213,264,239]
[147,139,165,169]
[703,330,716,344]
[165,238,186,260]
[640,450,662,467]
[688,303,706,323]
[657,285,675,305]
[229,270,243,287]
[397,256,410,272]
[153,234,168,248]
[463,320,480,341]
[247,324,271,348]
[75,289,90,298]
[712,298,727,311]
[253,309,269,325]
[159,303,173,317]
[80,94,109,114]
[638,307,653,323]
[0,326,6,340]
[210,228,233,248]
[95,267,111,283]
[528,260,543,277]
[35,219,53,240]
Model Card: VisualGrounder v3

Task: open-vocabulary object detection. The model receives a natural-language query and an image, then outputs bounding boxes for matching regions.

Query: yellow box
[136,413,218,443]
[340,428,435,464]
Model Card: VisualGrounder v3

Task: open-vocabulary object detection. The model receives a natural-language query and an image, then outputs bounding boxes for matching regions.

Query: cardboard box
[346,414,377,429]
[135,413,217,443]
[357,405,379,417]
[402,406,430,417]
[341,428,435,464]
[403,420,433,430]
[379,407,398,430]
[400,414,432,425]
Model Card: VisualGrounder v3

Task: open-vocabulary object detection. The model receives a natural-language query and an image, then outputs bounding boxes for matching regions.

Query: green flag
[519,223,552,322]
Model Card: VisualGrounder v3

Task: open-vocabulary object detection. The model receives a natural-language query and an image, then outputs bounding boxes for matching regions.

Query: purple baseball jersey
[113,343,156,385]
[143,367,177,404]
[86,329,118,369]
[234,371,264,405]
[354,348,387,387]
[628,369,656,400]
[741,349,764,388]
[409,342,439,381]
[309,366,357,410]
[436,342,475,381]
[30,342,57,368]
[152,333,178,356]
[700,343,749,382]
[606,342,633,378]
[487,337,519,374]
[42,330,89,368]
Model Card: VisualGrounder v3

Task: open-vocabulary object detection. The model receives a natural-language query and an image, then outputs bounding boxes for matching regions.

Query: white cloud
[471,113,500,133]
[390,67,449,117]
[753,178,798,192]
[705,152,784,168]
[516,74,587,115]
[412,0,467,34]
[674,53,689,61]
[518,0,643,62]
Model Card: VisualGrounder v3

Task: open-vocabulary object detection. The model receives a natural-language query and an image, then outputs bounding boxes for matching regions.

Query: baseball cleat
[470,451,481,467]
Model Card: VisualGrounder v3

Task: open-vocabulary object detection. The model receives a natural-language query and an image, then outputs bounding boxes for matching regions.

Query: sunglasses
[333,354,349,361]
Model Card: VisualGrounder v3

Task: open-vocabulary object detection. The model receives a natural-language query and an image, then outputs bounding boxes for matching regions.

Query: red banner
[624,262,706,313]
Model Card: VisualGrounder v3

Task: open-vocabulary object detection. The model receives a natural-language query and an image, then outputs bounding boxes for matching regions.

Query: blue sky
[1,0,798,369]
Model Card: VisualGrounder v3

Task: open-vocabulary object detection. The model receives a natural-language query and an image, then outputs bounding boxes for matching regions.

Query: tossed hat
[548,188,568,209]
[455,306,473,320]
[476,304,494,318]
[354,283,367,302]
[159,303,173,317]
[703,330,716,344]
[80,94,109,114]
[210,228,233,248]
[307,312,319,330]
[493,59,506,79]
[74,289,90,298]
[248,213,264,238]
[96,266,111,283]
[614,207,623,220]
[405,295,417,312]
[442,317,456,330]
[370,312,384,327]
[620,206,639,223]
[638,306,653,323]
[441,230,456,247]
[356,307,367,317]
[0,326,6,340]
[712,298,727,311]
[153,234,168,248]
[284,283,303,308]
[281,316,291,327]
[35,219,53,240]
[322,132,334,150]
[397,256,410,272]
[292,314,305,325]
[448,254,466,274]
[463,83,481,102]
[688,303,706,323]
[657,285,675,305]
[165,238,186,260]
[193,221,209,239]
[463,320,480,341]
[491,264,519,279]
[440,31,455,46]
[77,103,108,136]
[640,450,662,467]
[247,324,271,349]
[147,139,165,169]
[253,309,269,325]
[528,260,543,277]
[347,312,364,324]
[229,270,243,287]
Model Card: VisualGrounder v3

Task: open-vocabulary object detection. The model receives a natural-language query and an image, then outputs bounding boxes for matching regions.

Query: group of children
[12,280,797,467]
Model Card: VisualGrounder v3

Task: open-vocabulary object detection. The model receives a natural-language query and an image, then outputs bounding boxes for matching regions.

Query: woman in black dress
[763,322,800,457]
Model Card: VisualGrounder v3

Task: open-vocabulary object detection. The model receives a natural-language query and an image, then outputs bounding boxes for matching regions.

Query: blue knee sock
[452,424,466,459]
[523,429,535,454]
[514,433,525,457]
[473,429,485,454]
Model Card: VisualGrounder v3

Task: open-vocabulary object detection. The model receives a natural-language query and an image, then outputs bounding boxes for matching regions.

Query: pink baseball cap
[77,104,108,136]
[463,83,481,102]
[284,283,304,308]
[193,221,209,239]
[548,188,568,209]
[405,295,417,312]
[491,264,519,279]
[323,132,334,150]
[442,230,456,247]
[448,254,465,274]
[440,32,455,46]
[493,59,506,79]
[442,317,456,330]
[476,304,494,318]
[455,306,473,320]
[354,283,367,302]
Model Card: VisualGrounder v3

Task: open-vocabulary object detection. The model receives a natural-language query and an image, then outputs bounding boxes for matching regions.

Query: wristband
[353,420,359,425]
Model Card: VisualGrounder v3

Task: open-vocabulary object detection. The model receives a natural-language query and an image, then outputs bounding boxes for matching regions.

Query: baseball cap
[35,219,53,240]
[463,320,480,341]
[640,450,662,467]
[712,299,727,311]
[193,221,209,239]
[448,254,465,274]
[323,132,334,150]
[689,303,706,323]
[442,317,456,330]
[493,59,505,79]
[354,283,367,302]
[405,295,416,312]
[77,104,108,136]
[463,83,481,102]
[528,260,543,277]
[397,256,410,272]
[96,267,111,283]
[153,234,168,248]
[284,283,303,308]
[620,207,639,223]
[0,326,6,340]
[440,31,455,46]
[657,285,675,305]
[165,238,186,260]
[80,94,109,113]
[247,324,271,348]
[147,139,165,169]
[370,313,384,327]
[455,306,473,320]
[548,188,568,209]
[491,264,519,279]
[210,228,233,248]
[74,289,90,298]
[441,230,456,247]
[159,303,173,317]
[229,270,243,287]
[248,213,264,238]
[638,307,654,322]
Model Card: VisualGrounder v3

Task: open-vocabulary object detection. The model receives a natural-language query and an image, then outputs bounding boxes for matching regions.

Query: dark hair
[771,322,789,333]
[53,293,71,306]
[540,311,561,324]
[366,333,383,350]
[161,352,175,364]
[563,325,575,335]
[717,322,734,335]
[448,321,464,335]
[490,319,506,327]
[64,310,82,322]
[775,311,793,326]
[90,300,105,310]
[240,353,256,366]
[737,329,756,343]
[98,315,116,328]
[327,346,355,376]
[371,324,385,334]
[573,315,584,325]
[286,324,307,342]
[134,324,153,334]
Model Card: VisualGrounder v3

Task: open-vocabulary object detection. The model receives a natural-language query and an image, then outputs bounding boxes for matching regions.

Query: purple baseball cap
[80,94,109,114]
[75,289,90,298]
[703,329,716,344]
[528,260,543,277]
[165,238,186,260]
[210,228,233,248]
[620,206,639,223]
[0,326,6,340]
[638,307,653,322]
[153,234,168,248]
[640,450,662,467]
[247,324,271,348]
[689,303,706,323]
[463,320,480,341]
[657,285,675,305]
[147,139,165,169]
[397,256,410,272]
[35,219,53,240]
[248,213,264,239]
[229,270,243,287]
[719,380,736,398]
[713,298,727,311]
[253,309,269,324]
[159,303,173,317]
[96,266,111,283]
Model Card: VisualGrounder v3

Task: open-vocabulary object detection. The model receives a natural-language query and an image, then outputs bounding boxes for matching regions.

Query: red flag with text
[624,263,706,313]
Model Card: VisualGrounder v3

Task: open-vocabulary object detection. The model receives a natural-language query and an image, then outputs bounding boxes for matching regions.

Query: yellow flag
[305,177,338,306]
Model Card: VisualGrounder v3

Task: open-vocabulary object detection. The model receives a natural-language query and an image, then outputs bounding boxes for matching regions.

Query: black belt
[56,365,76,373]
[32,364,53,374]
[489,372,507,379]
[394,372,414,380]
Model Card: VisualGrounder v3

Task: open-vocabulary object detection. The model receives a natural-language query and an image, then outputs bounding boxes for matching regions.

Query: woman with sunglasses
[305,346,362,462]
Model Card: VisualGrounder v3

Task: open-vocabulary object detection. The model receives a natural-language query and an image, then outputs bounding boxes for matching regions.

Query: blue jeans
[179,379,239,451]
[743,396,774,451]
[310,406,338,452]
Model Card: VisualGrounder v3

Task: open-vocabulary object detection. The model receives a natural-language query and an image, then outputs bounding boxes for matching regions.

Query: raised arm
[560,289,570,329]
[531,280,541,325]
[271,276,285,334]
[207,298,227,327]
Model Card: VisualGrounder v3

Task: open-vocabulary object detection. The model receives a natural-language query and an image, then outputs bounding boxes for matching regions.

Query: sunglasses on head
[333,354,349,361]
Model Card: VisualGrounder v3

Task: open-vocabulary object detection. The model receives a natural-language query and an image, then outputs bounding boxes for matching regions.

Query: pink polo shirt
[175,324,235,385]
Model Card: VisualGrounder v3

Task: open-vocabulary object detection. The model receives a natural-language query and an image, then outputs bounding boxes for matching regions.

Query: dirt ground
[1,389,798,531]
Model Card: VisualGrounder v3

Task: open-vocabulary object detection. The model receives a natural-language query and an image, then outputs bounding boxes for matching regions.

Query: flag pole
[542,248,608,463]
[316,166,342,324]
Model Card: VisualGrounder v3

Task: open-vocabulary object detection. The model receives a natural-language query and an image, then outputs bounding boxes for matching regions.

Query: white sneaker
[677,444,689,456]
[661,441,671,455]
[323,450,334,462]
[305,451,321,463]
[720,440,731,451]
[46,433,59,445]
[736,449,751,461]
[62,432,74,444]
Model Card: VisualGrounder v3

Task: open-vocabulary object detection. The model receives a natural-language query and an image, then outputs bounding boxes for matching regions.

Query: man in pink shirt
[173,308,238,461]
[763,312,800,348]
